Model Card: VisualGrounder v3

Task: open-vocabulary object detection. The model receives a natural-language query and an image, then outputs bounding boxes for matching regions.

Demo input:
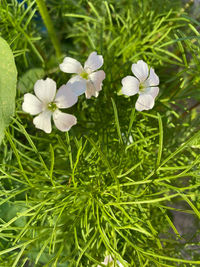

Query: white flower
[121,60,159,111]
[97,255,124,267]
[59,51,106,99]
[22,78,80,133]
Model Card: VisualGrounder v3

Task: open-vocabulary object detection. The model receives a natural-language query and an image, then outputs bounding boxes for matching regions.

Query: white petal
[84,51,103,72]
[89,70,105,91]
[55,84,78,109]
[145,86,159,98]
[22,93,43,115]
[97,255,124,267]
[34,78,56,104]
[33,110,52,133]
[59,57,83,74]
[117,261,124,267]
[85,87,99,99]
[131,60,149,82]
[135,94,155,111]
[53,110,77,132]
[145,68,159,86]
[67,75,87,96]
[85,79,100,99]
[104,255,113,264]
[121,76,139,96]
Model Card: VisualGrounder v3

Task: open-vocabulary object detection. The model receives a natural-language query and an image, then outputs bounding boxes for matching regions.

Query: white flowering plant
[0,0,200,266]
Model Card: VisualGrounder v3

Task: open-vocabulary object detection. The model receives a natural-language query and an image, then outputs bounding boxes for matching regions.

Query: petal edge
[55,84,78,108]
[84,51,103,72]
[33,110,52,133]
[53,110,77,132]
[34,78,56,104]
[121,76,139,96]
[59,57,83,74]
[135,94,155,111]
[145,68,159,87]
[22,93,43,115]
[131,60,149,82]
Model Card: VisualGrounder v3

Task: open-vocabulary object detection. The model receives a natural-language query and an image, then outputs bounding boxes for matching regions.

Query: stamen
[139,83,146,92]
[80,71,89,80]
[48,102,57,112]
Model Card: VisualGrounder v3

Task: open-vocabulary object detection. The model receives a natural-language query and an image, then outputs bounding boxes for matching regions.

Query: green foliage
[1,110,200,266]
[0,0,200,266]
[0,0,45,72]
[0,37,17,144]
[18,68,45,93]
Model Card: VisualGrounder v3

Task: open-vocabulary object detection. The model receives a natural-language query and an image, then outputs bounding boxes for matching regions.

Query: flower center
[139,82,146,92]
[80,71,89,80]
[47,102,57,112]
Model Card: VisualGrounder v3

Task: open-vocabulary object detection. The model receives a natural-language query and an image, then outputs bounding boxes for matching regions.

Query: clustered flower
[22,51,106,133]
[59,51,105,99]
[22,79,81,133]
[122,60,159,111]
[22,52,159,133]
[21,54,160,265]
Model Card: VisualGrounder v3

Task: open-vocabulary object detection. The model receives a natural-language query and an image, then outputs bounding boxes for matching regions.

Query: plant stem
[35,0,62,59]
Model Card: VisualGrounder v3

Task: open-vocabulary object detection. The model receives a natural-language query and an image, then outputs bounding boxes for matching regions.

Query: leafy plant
[0,0,200,266]
[0,37,17,144]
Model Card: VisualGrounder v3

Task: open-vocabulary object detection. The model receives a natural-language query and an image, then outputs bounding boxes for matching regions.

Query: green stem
[35,0,62,59]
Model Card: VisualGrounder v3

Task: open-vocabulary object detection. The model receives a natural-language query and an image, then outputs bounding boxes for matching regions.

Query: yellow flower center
[80,71,89,80]
[139,82,146,92]
[48,102,57,112]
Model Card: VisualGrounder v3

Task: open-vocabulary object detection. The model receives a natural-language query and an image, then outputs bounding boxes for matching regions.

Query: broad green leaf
[18,68,45,93]
[0,37,17,144]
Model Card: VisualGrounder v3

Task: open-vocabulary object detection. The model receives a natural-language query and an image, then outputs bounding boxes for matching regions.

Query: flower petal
[85,71,105,98]
[146,86,159,98]
[121,76,139,96]
[85,70,105,99]
[131,60,149,82]
[55,84,78,109]
[85,79,100,99]
[135,94,155,111]
[33,110,52,133]
[67,75,87,96]
[86,70,106,98]
[104,255,113,264]
[84,51,103,72]
[117,261,124,267]
[22,93,43,115]
[34,78,56,104]
[53,110,77,132]
[59,57,83,74]
[145,68,159,86]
